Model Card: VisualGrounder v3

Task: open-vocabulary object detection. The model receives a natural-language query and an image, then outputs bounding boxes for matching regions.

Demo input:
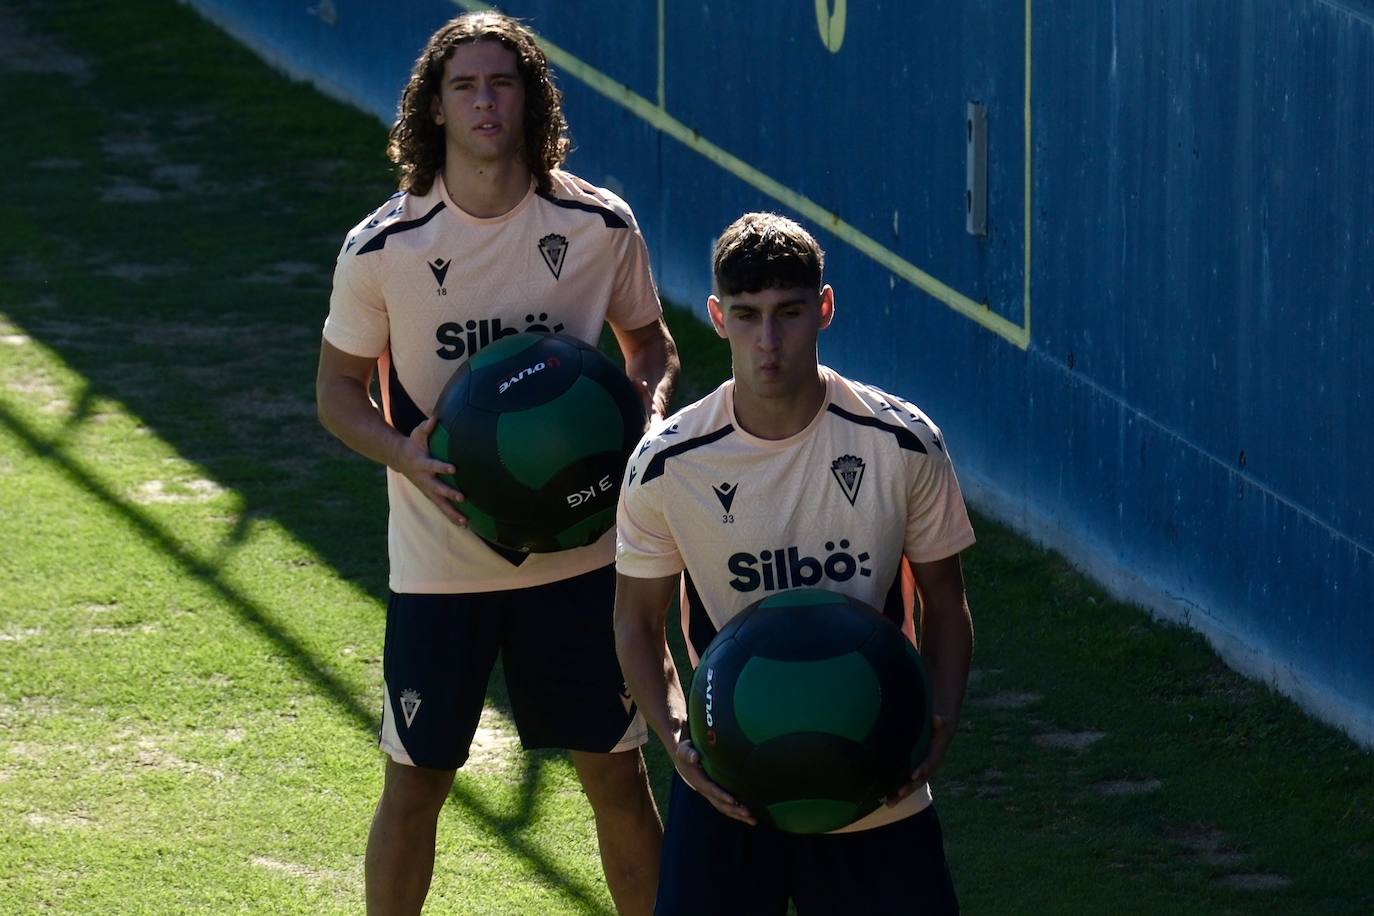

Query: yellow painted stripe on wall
[453,0,1031,350]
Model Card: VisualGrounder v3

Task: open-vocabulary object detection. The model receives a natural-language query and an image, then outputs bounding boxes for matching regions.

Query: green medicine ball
[688,588,932,834]
[428,332,646,553]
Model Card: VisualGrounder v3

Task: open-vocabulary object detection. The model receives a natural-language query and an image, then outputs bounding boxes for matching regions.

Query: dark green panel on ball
[456,498,499,542]
[555,506,616,550]
[428,422,452,466]
[468,332,541,370]
[767,798,863,834]
[497,376,624,489]
[733,652,880,744]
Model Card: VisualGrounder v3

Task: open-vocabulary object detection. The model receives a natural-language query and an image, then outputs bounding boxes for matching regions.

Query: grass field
[1,1,1372,913]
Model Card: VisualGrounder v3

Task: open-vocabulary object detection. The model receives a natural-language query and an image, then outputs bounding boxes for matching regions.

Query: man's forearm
[317,376,409,471]
[615,615,688,751]
[921,596,973,728]
[621,322,680,418]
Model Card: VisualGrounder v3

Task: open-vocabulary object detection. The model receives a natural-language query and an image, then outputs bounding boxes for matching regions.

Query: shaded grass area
[0,1,1370,914]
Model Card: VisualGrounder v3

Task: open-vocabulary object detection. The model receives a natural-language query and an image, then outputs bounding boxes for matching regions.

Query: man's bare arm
[315,339,466,525]
[887,553,973,802]
[612,317,680,420]
[613,572,756,824]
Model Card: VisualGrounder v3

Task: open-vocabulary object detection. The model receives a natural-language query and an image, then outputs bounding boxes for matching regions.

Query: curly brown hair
[387,11,570,196]
[712,212,826,297]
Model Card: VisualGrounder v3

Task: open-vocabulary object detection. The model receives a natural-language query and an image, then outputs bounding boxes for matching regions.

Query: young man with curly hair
[615,213,972,914]
[317,11,678,915]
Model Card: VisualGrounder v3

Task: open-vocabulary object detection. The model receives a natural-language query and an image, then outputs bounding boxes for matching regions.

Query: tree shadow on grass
[0,398,616,915]
[0,2,720,910]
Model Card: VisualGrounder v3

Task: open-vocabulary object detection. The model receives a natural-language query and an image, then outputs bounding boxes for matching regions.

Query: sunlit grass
[1,1,1371,914]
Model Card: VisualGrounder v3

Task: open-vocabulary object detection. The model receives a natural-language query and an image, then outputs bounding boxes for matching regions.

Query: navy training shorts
[379,564,646,769]
[654,773,959,915]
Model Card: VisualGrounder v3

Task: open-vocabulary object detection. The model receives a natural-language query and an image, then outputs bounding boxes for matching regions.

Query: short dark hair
[387,11,570,195]
[711,212,825,297]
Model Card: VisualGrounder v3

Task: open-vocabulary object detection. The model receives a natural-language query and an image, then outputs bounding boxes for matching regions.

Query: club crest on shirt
[830,454,866,506]
[538,233,568,279]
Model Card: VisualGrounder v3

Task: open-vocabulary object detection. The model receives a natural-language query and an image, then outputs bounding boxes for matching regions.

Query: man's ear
[818,285,836,330]
[707,295,728,339]
[431,95,444,125]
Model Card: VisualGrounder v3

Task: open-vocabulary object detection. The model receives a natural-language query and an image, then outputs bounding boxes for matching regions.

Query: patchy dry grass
[2,2,1371,915]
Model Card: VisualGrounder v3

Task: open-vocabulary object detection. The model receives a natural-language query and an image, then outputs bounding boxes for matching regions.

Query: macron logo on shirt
[712,482,738,513]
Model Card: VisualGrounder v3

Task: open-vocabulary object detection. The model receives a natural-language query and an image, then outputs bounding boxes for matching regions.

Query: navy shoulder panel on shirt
[535,190,628,229]
[825,403,927,453]
[355,201,446,255]
[639,424,735,485]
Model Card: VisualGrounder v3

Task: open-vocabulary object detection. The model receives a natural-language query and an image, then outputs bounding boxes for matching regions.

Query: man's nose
[758,317,780,350]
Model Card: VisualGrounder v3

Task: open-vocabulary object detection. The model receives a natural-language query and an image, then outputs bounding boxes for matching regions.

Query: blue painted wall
[184,0,1374,743]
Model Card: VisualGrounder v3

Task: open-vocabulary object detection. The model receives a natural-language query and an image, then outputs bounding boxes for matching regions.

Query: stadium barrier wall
[181,0,1374,746]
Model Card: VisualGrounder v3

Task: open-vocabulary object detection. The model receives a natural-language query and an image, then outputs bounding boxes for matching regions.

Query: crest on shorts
[538,233,568,279]
[399,689,422,728]
[830,454,866,506]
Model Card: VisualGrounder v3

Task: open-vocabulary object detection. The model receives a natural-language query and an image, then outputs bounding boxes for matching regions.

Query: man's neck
[731,371,827,441]
[441,156,532,218]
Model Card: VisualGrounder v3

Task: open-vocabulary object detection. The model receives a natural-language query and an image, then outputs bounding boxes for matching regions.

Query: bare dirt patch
[83,623,160,638]
[6,741,53,764]
[270,456,329,478]
[1168,826,1248,868]
[1093,778,1162,796]
[0,626,44,643]
[0,5,91,84]
[4,254,50,284]
[5,373,67,414]
[129,319,292,349]
[130,478,227,505]
[222,389,318,422]
[973,690,1042,710]
[6,375,65,408]
[243,261,322,285]
[24,810,96,831]
[964,668,1000,686]
[22,317,101,345]
[97,263,183,282]
[101,182,164,204]
[173,112,215,132]
[249,855,350,886]
[101,135,159,159]
[1034,730,1106,751]
[464,707,521,773]
[151,163,203,187]
[128,736,226,781]
[963,768,1010,800]
[1213,873,1292,891]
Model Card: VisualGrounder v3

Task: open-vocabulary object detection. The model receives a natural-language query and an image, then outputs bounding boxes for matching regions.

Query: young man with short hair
[317,11,678,915]
[614,212,972,914]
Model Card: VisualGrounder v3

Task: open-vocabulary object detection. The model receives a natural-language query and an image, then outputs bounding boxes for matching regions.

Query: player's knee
[379,760,456,819]
[571,749,652,815]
